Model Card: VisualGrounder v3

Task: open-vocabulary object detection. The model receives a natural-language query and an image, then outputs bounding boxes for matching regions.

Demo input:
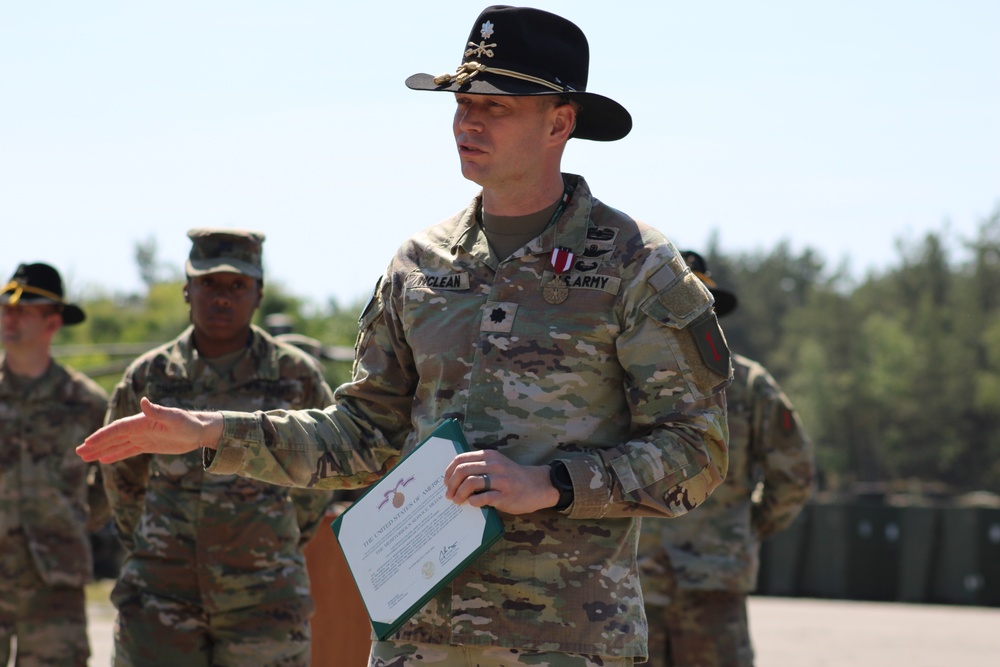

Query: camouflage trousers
[644,583,752,667]
[110,586,311,667]
[368,641,635,667]
[0,549,88,667]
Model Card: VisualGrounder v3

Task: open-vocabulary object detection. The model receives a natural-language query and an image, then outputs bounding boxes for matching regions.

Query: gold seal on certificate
[331,420,504,640]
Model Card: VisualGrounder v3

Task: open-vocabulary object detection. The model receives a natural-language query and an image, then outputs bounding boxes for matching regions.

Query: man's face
[452,94,559,190]
[185,273,261,352]
[1,303,61,349]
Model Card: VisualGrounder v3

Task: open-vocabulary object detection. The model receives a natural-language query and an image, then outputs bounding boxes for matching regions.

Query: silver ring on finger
[481,473,491,493]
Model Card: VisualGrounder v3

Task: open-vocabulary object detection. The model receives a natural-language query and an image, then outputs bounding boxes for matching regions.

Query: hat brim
[709,288,738,318]
[61,304,85,325]
[405,73,632,142]
[0,292,86,325]
[185,259,263,280]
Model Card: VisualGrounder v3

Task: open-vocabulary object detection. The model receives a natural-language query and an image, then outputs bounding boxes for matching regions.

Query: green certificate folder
[330,419,505,641]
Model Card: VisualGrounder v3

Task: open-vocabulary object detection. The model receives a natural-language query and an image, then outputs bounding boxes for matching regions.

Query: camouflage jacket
[638,353,815,595]
[206,175,731,658]
[102,325,336,613]
[0,354,108,588]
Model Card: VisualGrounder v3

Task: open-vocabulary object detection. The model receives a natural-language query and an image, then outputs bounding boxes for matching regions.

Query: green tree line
[705,206,1000,494]
[50,209,1000,494]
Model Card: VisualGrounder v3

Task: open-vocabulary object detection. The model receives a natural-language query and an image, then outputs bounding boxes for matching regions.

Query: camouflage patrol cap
[185,228,265,279]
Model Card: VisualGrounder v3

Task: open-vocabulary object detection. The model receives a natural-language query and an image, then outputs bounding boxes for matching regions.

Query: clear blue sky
[3,1,998,308]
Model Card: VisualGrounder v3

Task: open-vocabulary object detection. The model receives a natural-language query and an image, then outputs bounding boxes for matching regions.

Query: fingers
[140,397,181,429]
[139,396,157,416]
[97,444,145,464]
[77,399,166,462]
[443,451,492,502]
[451,472,497,507]
[77,416,141,462]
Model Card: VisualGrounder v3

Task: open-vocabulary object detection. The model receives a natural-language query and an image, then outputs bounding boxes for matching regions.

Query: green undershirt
[480,197,562,261]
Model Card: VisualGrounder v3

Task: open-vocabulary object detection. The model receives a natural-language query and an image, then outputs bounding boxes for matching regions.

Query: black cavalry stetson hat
[682,251,738,318]
[0,262,86,325]
[405,5,632,142]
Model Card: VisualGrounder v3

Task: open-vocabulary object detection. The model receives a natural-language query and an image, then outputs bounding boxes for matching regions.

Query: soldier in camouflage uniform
[101,229,337,667]
[81,7,732,666]
[638,251,816,667]
[0,263,108,667]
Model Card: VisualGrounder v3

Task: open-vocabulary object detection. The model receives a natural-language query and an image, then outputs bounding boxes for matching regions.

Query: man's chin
[458,163,487,186]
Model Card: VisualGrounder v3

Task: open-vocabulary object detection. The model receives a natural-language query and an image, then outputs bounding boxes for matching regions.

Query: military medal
[543,283,569,304]
[550,247,574,274]
[543,247,574,304]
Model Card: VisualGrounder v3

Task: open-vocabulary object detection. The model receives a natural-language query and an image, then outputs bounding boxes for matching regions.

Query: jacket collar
[452,173,594,263]
[163,324,282,383]
[0,354,71,402]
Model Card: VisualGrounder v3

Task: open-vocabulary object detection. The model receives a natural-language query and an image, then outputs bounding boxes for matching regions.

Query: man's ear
[549,103,577,144]
[45,312,64,337]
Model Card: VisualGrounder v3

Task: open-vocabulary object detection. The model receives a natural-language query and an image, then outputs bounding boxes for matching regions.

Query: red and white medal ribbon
[550,247,574,275]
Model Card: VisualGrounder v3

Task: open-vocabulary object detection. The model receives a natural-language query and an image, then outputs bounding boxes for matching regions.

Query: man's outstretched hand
[77,397,224,464]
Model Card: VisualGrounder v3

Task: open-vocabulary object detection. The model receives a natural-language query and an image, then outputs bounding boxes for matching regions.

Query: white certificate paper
[331,420,503,640]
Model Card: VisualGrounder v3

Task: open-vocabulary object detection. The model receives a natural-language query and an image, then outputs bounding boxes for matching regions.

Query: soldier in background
[263,313,327,361]
[262,312,373,667]
[0,263,108,666]
[101,229,337,667]
[638,250,816,667]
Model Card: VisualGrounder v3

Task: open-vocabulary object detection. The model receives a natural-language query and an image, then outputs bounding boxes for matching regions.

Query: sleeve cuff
[203,411,264,475]
[560,456,611,518]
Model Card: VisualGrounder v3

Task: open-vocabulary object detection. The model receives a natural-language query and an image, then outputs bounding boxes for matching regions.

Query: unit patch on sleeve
[689,311,732,379]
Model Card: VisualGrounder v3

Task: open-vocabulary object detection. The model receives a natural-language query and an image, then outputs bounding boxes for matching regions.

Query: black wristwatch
[548,461,575,511]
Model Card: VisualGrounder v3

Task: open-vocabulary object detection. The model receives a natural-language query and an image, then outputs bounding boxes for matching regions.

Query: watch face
[549,462,574,510]
[550,462,572,488]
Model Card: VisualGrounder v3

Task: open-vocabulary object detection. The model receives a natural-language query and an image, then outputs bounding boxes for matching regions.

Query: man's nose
[456,108,482,132]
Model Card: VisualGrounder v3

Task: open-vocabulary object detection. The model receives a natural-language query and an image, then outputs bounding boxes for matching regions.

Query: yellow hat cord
[433,61,572,92]
[0,280,66,307]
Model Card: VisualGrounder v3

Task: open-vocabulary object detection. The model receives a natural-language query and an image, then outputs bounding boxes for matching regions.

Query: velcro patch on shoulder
[641,265,714,329]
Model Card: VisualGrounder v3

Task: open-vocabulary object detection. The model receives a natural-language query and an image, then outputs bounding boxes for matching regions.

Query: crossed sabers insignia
[465,40,496,59]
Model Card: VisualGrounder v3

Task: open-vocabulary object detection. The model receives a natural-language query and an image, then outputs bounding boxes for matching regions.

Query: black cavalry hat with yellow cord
[0,263,86,325]
[405,5,632,142]
[682,251,738,318]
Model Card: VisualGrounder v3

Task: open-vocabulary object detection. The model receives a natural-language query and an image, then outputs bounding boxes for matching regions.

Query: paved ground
[748,596,999,667]
[76,590,1000,667]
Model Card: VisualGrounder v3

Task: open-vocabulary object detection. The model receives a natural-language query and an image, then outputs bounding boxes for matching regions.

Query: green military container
[799,502,850,599]
[930,506,1000,607]
[799,501,938,601]
[895,505,940,603]
[843,504,903,601]
[756,505,809,596]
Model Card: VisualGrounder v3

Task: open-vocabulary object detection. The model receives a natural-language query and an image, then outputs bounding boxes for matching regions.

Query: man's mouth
[458,139,487,155]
